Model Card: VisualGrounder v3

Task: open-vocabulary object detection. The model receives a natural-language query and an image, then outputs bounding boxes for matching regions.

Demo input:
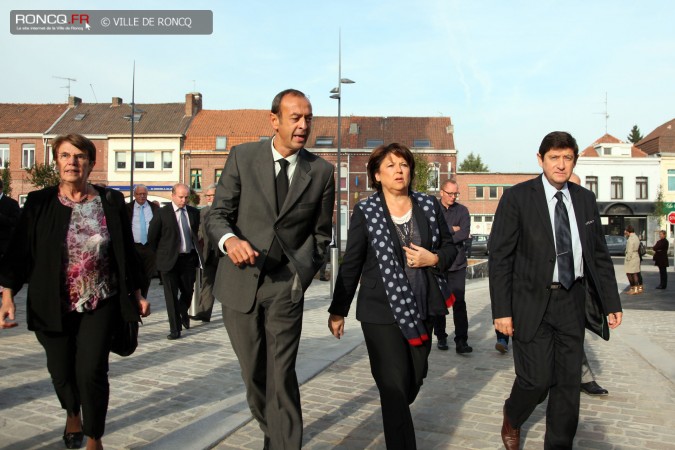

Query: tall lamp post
[329,30,354,254]
[124,62,144,202]
[328,31,354,293]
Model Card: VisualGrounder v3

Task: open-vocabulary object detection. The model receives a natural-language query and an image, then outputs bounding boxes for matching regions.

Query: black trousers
[134,243,157,297]
[432,268,468,343]
[35,298,117,440]
[222,262,303,450]
[658,265,668,288]
[160,252,197,333]
[506,280,586,450]
[361,321,432,450]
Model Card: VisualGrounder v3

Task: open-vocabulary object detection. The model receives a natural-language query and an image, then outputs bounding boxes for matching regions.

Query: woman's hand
[403,243,439,268]
[1,288,18,329]
[328,314,345,339]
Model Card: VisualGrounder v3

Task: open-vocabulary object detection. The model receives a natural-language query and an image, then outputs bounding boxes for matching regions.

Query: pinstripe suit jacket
[489,175,622,343]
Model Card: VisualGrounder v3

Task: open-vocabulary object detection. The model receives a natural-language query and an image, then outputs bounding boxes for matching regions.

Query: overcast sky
[2,0,674,172]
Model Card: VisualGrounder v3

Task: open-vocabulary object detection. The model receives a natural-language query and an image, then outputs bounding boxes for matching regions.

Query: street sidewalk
[1,262,674,449]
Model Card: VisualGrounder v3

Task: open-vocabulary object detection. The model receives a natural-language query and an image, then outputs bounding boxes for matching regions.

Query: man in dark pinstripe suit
[489,131,622,449]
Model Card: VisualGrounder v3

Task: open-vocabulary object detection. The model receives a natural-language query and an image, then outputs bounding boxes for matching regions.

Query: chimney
[111,97,123,107]
[185,92,202,117]
[68,96,82,108]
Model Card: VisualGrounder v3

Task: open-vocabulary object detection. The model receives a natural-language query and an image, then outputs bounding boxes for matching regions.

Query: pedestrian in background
[624,225,641,295]
[653,229,669,289]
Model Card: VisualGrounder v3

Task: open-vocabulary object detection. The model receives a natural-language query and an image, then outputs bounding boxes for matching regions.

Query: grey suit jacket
[489,175,622,342]
[207,140,335,312]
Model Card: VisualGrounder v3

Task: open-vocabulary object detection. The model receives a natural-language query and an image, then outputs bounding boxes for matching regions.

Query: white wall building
[574,134,660,244]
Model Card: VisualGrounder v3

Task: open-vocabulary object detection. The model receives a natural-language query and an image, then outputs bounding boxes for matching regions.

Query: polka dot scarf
[357,191,453,346]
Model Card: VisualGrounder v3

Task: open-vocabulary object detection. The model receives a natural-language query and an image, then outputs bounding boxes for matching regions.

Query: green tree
[627,125,644,144]
[188,188,201,207]
[412,152,430,193]
[25,162,60,189]
[458,152,488,172]
[650,186,669,220]
[1,161,12,197]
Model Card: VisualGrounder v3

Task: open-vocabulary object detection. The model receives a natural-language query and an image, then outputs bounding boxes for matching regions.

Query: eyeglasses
[58,152,88,162]
[441,189,460,197]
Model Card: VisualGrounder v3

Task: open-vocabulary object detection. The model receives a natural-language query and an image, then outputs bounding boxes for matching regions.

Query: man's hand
[328,314,345,339]
[1,289,18,329]
[452,225,461,232]
[608,311,623,329]
[494,317,514,336]
[224,236,259,267]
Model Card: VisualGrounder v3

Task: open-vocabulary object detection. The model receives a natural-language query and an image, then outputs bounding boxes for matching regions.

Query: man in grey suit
[490,131,622,449]
[207,89,335,449]
[191,184,217,322]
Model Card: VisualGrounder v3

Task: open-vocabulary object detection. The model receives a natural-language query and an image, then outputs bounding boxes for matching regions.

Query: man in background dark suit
[0,180,20,259]
[148,183,201,340]
[208,89,334,449]
[191,184,218,322]
[489,131,622,449]
[126,184,159,297]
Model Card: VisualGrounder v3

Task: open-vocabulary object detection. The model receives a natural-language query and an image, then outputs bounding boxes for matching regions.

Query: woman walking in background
[624,225,641,295]
[653,229,669,289]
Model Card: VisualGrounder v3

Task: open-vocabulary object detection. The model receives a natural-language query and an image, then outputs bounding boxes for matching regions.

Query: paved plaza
[1,260,674,449]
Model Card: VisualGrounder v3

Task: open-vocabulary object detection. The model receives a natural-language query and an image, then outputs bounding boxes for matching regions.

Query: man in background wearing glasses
[435,179,473,354]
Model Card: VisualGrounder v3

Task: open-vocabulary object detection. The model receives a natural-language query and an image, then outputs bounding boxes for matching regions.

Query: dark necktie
[276,159,290,214]
[554,191,574,289]
[267,159,290,270]
[180,208,193,252]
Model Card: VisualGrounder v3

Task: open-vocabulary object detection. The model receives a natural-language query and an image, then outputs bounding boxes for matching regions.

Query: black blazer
[489,175,622,342]
[653,238,669,268]
[0,194,21,255]
[147,203,201,272]
[329,194,457,324]
[0,185,144,332]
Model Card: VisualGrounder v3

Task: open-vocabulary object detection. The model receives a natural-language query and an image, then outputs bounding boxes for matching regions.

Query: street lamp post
[329,30,354,254]
[329,30,354,293]
[124,62,144,202]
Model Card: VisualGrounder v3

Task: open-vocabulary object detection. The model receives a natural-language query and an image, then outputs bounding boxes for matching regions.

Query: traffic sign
[668,211,675,224]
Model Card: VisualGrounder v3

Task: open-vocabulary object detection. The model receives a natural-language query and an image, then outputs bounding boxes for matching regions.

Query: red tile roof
[0,103,68,133]
[579,133,646,157]
[48,102,193,136]
[184,110,271,150]
[184,112,455,151]
[637,118,675,155]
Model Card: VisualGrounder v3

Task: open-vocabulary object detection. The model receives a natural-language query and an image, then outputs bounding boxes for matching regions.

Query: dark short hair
[271,89,307,116]
[538,131,579,159]
[51,134,97,163]
[367,143,415,192]
[625,225,635,233]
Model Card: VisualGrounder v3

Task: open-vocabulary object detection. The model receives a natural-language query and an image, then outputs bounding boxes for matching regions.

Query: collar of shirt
[271,137,299,183]
[0,193,4,200]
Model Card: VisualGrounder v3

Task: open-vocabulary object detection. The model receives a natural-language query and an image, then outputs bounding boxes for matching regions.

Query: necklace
[58,184,92,204]
[394,217,414,248]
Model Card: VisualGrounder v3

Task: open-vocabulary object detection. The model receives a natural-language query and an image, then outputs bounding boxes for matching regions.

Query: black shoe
[580,381,608,396]
[456,341,473,354]
[656,285,666,289]
[189,315,211,323]
[437,337,449,350]
[181,314,190,330]
[63,427,84,449]
[167,332,181,340]
[319,276,329,281]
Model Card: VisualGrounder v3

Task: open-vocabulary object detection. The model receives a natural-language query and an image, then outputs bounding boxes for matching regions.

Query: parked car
[467,234,490,257]
[605,235,626,255]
